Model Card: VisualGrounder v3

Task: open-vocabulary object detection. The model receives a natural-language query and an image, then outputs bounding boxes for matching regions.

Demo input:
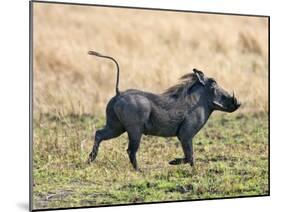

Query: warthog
[88,51,241,170]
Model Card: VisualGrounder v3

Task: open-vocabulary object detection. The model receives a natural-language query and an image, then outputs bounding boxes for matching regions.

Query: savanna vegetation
[32,2,269,209]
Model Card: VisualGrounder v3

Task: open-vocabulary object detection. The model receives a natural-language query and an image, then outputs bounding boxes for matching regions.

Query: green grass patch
[32,112,269,209]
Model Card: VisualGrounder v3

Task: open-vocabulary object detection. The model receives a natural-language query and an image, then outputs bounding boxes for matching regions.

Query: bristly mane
[162,73,198,98]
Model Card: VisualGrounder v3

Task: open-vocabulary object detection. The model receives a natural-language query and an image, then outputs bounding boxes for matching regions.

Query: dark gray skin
[87,51,241,170]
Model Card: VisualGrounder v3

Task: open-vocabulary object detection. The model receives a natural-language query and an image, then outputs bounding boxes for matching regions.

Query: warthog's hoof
[134,168,143,173]
[87,157,93,165]
[169,158,193,166]
[169,158,185,165]
[87,152,97,164]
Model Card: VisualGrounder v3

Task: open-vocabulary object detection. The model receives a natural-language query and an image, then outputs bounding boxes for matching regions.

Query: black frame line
[31,0,269,18]
[29,1,34,211]
[29,0,270,211]
[268,16,270,196]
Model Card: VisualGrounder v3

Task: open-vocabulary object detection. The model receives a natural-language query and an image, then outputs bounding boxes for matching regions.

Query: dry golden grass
[33,3,268,116]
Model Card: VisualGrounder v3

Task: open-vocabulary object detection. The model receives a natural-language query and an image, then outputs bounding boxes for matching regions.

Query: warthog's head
[193,68,241,112]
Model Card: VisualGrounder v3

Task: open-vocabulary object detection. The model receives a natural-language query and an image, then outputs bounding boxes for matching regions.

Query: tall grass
[33,3,268,117]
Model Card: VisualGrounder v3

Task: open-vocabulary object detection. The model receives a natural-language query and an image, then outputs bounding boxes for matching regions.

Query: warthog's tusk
[232,91,237,104]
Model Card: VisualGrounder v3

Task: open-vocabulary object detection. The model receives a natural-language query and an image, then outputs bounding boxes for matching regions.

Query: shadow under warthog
[88,51,241,170]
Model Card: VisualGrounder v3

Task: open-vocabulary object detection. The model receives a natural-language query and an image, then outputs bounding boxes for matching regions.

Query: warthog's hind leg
[88,126,124,164]
[88,130,102,163]
[126,126,142,171]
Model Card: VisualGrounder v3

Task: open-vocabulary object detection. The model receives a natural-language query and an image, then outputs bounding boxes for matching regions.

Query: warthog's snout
[229,92,241,112]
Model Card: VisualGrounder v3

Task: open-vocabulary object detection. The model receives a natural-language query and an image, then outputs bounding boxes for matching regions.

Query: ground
[33,112,268,209]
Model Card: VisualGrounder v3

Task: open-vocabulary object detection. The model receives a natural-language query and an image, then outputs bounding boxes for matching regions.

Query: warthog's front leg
[169,118,198,166]
[181,138,194,166]
[169,138,194,166]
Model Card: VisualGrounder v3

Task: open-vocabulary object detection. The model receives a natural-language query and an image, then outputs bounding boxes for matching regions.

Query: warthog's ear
[193,68,205,85]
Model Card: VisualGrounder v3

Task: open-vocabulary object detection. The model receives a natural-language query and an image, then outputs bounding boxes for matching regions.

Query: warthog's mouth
[213,92,241,112]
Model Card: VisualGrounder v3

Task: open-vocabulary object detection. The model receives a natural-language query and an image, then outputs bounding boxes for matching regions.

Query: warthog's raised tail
[88,50,120,95]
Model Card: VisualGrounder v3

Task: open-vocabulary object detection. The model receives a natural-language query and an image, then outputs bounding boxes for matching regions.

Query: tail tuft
[88,51,101,56]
